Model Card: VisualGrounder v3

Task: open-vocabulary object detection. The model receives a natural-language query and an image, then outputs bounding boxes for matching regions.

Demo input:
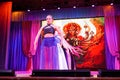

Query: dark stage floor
[0,70,120,80]
[0,77,120,80]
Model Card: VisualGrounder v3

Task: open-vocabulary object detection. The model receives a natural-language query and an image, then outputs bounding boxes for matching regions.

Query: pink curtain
[115,15,120,69]
[29,21,40,70]
[0,2,12,69]
[30,21,40,55]
[104,6,119,69]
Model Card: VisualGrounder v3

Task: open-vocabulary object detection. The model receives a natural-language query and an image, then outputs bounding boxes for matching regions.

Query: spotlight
[43,8,46,11]
[92,4,95,7]
[73,6,76,8]
[57,7,60,10]
[27,9,30,12]
[110,3,113,5]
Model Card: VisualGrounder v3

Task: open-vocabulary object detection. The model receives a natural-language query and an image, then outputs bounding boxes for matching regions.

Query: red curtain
[22,21,32,71]
[115,16,120,49]
[0,2,12,69]
[22,21,41,71]
[30,21,40,70]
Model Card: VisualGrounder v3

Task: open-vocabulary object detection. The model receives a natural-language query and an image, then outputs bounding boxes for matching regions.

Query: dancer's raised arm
[33,26,44,54]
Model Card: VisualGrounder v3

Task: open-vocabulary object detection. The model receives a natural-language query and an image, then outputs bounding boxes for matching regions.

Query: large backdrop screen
[42,17,106,69]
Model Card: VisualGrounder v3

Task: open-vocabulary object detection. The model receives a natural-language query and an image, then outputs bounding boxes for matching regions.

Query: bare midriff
[44,33,54,37]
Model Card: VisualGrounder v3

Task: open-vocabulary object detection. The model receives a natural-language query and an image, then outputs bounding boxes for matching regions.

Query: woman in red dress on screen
[33,15,80,70]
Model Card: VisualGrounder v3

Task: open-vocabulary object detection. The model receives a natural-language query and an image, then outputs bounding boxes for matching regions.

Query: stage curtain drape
[0,2,12,69]
[22,21,41,70]
[22,21,32,71]
[30,21,40,70]
[8,22,27,70]
[104,6,119,69]
[8,21,41,70]
[115,15,120,69]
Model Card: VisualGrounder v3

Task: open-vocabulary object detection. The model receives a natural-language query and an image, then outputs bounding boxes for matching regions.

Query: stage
[0,2,120,80]
[0,70,120,80]
[0,77,120,80]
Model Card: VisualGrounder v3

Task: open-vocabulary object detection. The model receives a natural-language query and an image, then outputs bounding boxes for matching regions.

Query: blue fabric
[39,37,59,69]
[8,22,27,70]
[42,37,57,47]
[105,32,115,70]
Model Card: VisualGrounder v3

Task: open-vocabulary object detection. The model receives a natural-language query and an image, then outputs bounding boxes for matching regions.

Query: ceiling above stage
[1,0,120,11]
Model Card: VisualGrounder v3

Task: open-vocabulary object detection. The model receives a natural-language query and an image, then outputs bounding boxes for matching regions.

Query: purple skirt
[39,37,60,69]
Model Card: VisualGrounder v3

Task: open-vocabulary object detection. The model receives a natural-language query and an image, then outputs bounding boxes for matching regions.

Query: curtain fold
[104,6,119,69]
[0,2,12,69]
[30,21,40,70]
[105,33,115,69]
[8,21,41,71]
[22,21,32,71]
[8,22,27,70]
[115,16,120,69]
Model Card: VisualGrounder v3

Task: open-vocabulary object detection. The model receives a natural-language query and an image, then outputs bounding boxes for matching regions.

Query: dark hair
[46,15,53,19]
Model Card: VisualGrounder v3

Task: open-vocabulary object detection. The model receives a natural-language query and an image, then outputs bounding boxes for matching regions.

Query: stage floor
[0,71,120,80]
[0,77,120,80]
